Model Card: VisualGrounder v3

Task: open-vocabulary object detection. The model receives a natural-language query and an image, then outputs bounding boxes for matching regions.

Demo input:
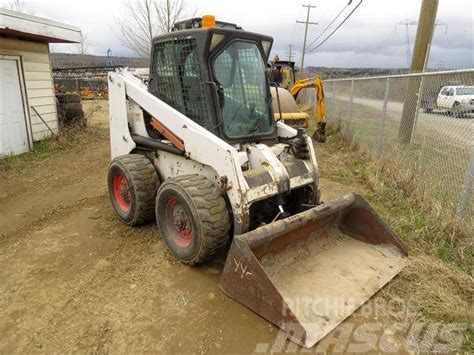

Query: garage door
[0,58,30,156]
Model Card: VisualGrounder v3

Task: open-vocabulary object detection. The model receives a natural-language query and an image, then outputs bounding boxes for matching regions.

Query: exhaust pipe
[220,193,407,348]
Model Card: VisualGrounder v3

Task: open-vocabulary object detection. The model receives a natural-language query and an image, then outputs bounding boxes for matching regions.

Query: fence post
[347,80,354,128]
[456,146,474,219]
[333,81,341,120]
[376,77,390,159]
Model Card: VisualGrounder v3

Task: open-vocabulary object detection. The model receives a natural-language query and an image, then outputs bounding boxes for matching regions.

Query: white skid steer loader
[107,16,407,348]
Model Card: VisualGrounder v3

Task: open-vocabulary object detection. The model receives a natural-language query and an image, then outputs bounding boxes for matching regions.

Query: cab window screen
[151,39,207,126]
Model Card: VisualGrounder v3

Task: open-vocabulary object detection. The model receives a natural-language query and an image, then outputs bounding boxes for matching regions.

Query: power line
[290,6,304,45]
[434,20,448,34]
[395,19,448,67]
[305,0,353,51]
[285,44,295,61]
[306,0,363,53]
[296,3,318,76]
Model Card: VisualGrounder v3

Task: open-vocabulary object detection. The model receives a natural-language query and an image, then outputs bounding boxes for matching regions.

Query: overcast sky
[6,0,473,68]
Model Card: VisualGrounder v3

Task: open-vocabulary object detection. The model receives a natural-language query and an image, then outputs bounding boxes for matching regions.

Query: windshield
[456,87,474,95]
[213,41,274,139]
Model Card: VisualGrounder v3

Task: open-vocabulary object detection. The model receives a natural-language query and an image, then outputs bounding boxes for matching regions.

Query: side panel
[151,151,220,187]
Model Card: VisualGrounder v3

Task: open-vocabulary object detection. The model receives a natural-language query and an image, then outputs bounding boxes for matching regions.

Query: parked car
[436,85,474,117]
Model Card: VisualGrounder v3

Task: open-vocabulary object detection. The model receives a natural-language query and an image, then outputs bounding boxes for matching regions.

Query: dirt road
[332,94,473,146]
[0,101,403,353]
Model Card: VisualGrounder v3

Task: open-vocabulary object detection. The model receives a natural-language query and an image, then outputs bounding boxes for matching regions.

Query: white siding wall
[0,37,58,141]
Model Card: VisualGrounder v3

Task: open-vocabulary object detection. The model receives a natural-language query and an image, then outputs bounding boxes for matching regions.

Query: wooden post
[398,0,439,144]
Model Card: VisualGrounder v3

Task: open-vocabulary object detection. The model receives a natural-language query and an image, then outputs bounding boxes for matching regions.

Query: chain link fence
[53,77,109,99]
[308,69,473,226]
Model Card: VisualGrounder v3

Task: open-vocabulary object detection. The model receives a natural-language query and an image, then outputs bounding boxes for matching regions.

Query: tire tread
[158,174,230,264]
[110,154,159,225]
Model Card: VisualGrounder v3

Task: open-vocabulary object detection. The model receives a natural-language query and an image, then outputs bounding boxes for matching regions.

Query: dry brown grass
[315,125,473,350]
[386,256,473,352]
[389,256,472,323]
[322,122,473,270]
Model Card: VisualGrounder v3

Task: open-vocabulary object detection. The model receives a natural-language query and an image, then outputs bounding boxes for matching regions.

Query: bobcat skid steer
[107,15,407,348]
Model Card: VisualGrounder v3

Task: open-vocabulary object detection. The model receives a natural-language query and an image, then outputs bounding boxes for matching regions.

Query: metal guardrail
[303,69,474,225]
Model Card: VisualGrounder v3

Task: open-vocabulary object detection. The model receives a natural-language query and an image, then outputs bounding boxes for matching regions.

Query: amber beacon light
[202,15,216,28]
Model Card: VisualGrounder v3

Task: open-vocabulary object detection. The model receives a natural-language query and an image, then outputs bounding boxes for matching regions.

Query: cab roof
[172,17,242,32]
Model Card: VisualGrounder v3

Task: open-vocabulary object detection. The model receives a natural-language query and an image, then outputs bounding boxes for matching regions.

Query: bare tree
[5,0,25,11]
[115,0,196,58]
[76,31,91,66]
[154,0,192,33]
[77,32,90,55]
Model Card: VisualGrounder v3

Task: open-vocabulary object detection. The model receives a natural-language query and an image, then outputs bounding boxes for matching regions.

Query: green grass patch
[0,137,58,170]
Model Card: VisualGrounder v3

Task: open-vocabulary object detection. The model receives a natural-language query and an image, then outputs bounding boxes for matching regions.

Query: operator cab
[148,15,276,144]
[267,60,296,90]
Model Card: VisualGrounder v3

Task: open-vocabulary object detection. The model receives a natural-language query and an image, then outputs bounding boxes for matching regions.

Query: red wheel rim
[113,172,131,212]
[165,196,193,248]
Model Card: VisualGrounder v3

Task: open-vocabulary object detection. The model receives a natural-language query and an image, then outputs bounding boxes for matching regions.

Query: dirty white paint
[108,68,320,234]
[0,57,30,156]
[0,37,57,142]
[0,8,81,43]
[0,10,81,148]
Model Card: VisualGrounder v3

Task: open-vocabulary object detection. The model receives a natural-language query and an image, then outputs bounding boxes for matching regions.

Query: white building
[0,8,81,156]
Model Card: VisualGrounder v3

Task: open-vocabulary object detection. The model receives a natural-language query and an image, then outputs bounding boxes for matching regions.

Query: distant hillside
[306,67,409,79]
[51,53,410,78]
[51,53,149,69]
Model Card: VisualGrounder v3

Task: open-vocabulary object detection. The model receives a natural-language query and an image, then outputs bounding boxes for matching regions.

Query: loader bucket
[220,193,407,348]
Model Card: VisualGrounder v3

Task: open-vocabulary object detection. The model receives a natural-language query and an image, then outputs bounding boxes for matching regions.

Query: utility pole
[395,19,418,67]
[434,20,448,34]
[297,3,318,77]
[285,44,295,61]
[398,0,439,144]
[396,19,447,67]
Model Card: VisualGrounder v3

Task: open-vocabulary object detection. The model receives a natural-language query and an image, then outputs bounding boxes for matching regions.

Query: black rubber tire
[57,93,81,104]
[61,103,83,111]
[156,174,230,265]
[65,109,85,120]
[108,154,159,226]
[452,103,463,118]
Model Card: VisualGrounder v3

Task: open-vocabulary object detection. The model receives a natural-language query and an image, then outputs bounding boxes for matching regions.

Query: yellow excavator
[268,60,326,142]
